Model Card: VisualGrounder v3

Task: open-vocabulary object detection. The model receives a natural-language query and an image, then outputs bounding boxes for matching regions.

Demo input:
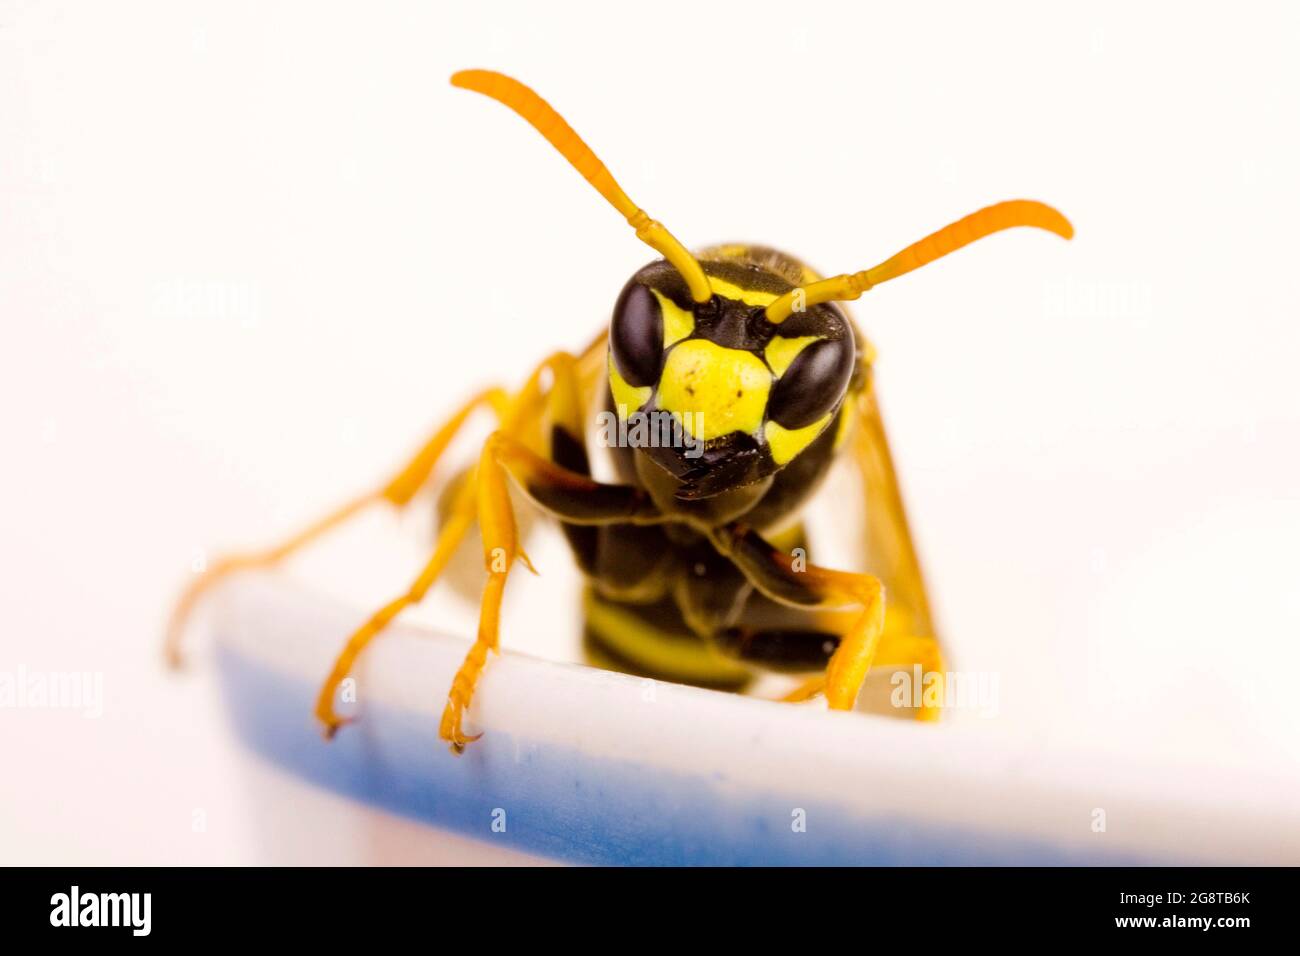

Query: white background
[2,0,1298,863]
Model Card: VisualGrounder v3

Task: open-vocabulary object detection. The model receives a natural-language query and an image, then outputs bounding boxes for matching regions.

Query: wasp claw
[320,716,354,740]
[447,730,483,756]
[445,728,483,755]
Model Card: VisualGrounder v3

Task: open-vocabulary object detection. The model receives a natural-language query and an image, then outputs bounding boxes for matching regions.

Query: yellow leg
[438,422,648,750]
[436,362,600,752]
[315,344,604,747]
[708,526,891,716]
[315,469,485,735]
[816,569,886,711]
[874,633,946,721]
[780,675,827,703]
[776,630,945,720]
[438,433,528,751]
[164,386,506,668]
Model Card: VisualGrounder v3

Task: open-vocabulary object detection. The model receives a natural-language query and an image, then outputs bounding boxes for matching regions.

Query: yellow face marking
[651,289,694,348]
[607,351,651,419]
[764,335,819,377]
[707,275,779,308]
[658,339,771,441]
[765,414,833,466]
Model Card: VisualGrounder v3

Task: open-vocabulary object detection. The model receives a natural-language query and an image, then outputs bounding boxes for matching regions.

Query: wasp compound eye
[767,336,855,429]
[610,281,664,387]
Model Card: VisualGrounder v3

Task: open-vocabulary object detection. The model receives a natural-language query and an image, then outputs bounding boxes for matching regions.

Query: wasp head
[606,256,858,502]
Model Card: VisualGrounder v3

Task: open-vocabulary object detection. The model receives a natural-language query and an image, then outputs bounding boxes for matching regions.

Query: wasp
[167,70,1072,752]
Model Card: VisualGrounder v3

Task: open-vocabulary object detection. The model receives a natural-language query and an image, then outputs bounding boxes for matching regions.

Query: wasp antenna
[765,200,1074,323]
[451,69,713,303]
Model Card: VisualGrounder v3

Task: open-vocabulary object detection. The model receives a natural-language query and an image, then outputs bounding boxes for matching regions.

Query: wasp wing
[851,384,939,646]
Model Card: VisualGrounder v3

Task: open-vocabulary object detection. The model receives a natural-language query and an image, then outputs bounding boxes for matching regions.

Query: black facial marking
[690,301,774,353]
[610,281,664,387]
[767,336,855,429]
[670,433,766,500]
[636,430,769,501]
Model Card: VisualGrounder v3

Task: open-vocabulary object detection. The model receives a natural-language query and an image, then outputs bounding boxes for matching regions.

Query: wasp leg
[310,344,605,738]
[873,632,946,722]
[781,675,827,703]
[721,623,944,718]
[440,429,665,751]
[438,344,668,752]
[165,386,508,668]
[707,524,890,714]
[314,468,482,737]
[495,437,663,526]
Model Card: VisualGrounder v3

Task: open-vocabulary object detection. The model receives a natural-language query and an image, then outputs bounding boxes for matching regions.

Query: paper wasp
[168,70,1072,752]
